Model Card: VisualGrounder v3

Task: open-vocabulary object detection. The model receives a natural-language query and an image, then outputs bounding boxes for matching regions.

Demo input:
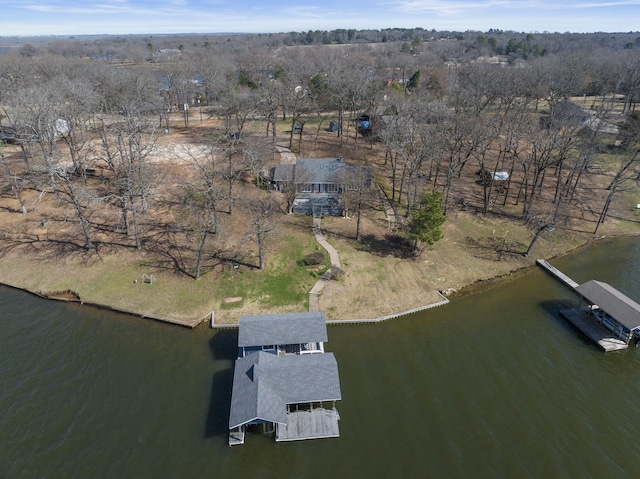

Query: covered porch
[291,194,343,216]
[276,402,341,442]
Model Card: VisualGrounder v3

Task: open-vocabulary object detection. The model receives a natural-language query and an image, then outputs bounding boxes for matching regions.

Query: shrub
[301,252,325,266]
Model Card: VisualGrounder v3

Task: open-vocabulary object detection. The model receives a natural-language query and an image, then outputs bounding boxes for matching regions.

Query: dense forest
[1,29,639,278]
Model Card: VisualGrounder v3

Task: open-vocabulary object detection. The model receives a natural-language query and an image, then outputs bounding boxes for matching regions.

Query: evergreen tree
[407,70,421,90]
[407,190,446,253]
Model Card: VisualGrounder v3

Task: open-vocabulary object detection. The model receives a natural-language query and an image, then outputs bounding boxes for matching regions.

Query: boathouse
[237,312,328,357]
[575,280,640,345]
[229,312,342,445]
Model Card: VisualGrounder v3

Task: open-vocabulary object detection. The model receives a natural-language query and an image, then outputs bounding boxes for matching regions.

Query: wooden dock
[559,308,628,352]
[536,259,579,289]
[275,408,340,442]
[538,259,631,352]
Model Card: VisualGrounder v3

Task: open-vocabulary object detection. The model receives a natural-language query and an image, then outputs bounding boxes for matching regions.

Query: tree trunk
[524,224,548,257]
[0,151,27,214]
[594,190,614,235]
[355,194,363,242]
[257,232,265,270]
[63,176,93,250]
[129,195,142,249]
[194,230,209,280]
[121,194,130,236]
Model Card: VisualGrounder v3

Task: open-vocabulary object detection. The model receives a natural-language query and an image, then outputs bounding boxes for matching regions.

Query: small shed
[492,171,509,182]
[575,280,640,344]
[328,120,341,132]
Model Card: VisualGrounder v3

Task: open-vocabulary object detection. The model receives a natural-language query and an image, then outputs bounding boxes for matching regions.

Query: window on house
[327,184,338,193]
[301,184,312,192]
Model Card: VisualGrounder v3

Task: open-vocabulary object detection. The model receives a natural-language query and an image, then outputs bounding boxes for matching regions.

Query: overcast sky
[0,1,638,37]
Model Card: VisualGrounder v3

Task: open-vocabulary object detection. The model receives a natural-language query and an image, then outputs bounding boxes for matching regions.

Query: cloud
[388,0,534,15]
[389,0,640,14]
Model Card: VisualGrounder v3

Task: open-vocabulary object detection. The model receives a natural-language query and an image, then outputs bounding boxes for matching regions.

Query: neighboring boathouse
[537,260,640,351]
[574,280,640,345]
[228,312,342,445]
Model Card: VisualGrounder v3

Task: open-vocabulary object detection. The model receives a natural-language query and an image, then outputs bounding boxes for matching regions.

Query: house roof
[238,312,328,347]
[294,158,373,185]
[272,164,295,183]
[295,158,346,184]
[229,351,342,429]
[575,280,640,330]
[544,101,590,129]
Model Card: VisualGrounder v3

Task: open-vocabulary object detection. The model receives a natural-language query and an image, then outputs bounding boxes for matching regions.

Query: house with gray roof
[272,157,373,216]
[229,312,342,445]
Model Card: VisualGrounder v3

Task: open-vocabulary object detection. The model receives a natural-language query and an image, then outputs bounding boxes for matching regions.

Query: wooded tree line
[1,30,639,275]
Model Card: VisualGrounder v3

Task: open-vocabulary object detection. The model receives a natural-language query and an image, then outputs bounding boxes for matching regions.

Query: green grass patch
[214,228,322,309]
[220,299,246,310]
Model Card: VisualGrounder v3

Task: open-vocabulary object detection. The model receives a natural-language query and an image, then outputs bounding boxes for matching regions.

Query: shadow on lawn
[357,233,415,259]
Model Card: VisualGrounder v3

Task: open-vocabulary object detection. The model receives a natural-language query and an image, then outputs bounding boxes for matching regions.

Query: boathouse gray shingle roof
[228,351,342,429]
[575,280,640,330]
[238,312,328,348]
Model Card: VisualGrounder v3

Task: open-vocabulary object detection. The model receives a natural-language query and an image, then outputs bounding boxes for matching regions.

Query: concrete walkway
[309,217,341,312]
[377,183,400,232]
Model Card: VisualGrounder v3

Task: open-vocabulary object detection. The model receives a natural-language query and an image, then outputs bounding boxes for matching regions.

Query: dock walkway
[536,259,579,289]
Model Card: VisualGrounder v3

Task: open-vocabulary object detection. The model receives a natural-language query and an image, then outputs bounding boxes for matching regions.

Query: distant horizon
[1,28,640,42]
[1,1,639,38]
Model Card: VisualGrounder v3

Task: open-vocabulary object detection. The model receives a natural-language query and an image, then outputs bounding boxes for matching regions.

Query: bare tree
[193,49,230,105]
[177,185,220,280]
[451,63,498,116]
[93,70,163,248]
[476,111,526,213]
[214,133,245,216]
[338,164,375,241]
[183,143,228,236]
[49,165,97,250]
[255,80,281,149]
[431,113,477,215]
[0,146,28,214]
[219,86,256,135]
[53,75,99,177]
[244,195,281,270]
[595,149,640,235]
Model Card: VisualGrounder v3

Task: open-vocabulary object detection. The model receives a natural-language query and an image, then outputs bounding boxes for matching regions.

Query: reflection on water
[1,237,640,478]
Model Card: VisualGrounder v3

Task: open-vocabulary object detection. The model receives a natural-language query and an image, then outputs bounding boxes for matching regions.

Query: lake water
[2,237,640,478]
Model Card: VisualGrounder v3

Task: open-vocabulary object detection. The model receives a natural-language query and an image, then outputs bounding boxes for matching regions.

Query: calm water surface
[2,237,640,478]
